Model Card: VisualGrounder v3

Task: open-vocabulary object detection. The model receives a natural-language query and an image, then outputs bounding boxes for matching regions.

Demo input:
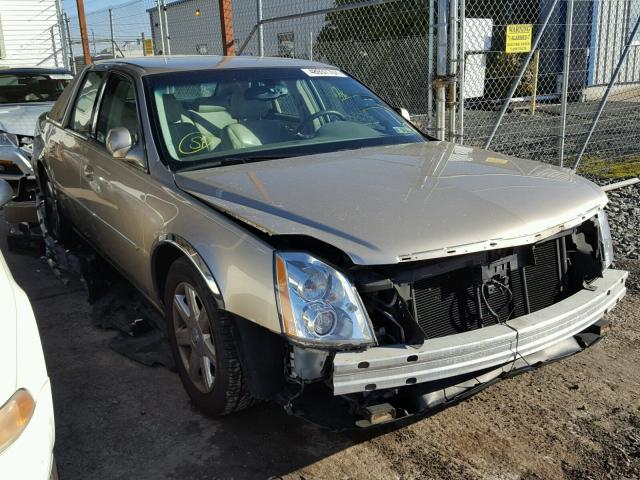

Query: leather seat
[162,93,220,156]
[229,92,288,144]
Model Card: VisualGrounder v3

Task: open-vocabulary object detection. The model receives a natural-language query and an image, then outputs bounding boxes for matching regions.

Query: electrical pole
[75,0,92,65]
[218,0,235,55]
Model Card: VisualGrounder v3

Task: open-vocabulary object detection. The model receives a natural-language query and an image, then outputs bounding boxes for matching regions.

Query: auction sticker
[301,68,347,77]
[48,74,74,80]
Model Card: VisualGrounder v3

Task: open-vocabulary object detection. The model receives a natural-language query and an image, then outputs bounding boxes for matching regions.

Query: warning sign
[143,38,154,56]
[505,24,533,53]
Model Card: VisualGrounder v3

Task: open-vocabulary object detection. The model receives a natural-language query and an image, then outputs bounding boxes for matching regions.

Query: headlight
[597,209,614,270]
[0,389,35,454]
[274,252,376,348]
[0,132,18,147]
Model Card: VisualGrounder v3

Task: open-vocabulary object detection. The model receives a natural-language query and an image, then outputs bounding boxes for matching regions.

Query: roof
[96,55,335,75]
[0,67,72,75]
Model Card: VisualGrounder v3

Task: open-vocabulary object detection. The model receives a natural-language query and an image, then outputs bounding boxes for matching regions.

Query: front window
[145,67,424,171]
[0,72,73,104]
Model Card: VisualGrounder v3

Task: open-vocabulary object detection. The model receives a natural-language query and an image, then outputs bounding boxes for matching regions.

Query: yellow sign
[143,38,154,56]
[505,24,533,53]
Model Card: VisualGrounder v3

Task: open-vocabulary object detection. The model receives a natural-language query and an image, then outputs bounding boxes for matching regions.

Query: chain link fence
[61,0,640,179]
[461,0,640,178]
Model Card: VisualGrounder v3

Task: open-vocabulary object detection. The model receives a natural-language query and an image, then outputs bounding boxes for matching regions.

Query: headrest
[162,93,184,124]
[230,94,271,120]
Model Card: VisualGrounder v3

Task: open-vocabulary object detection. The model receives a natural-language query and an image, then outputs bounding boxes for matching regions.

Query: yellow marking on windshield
[178,132,214,155]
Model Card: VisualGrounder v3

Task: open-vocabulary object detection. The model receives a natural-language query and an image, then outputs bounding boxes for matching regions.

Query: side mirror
[0,179,14,207]
[105,127,146,170]
[106,127,132,159]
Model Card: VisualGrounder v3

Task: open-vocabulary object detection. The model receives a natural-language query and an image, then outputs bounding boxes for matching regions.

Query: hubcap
[172,282,217,393]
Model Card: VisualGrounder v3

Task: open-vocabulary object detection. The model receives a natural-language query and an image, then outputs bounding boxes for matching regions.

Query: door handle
[83,165,95,182]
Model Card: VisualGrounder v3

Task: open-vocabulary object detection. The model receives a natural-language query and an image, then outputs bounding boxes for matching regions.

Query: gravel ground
[1,184,638,480]
[604,183,640,292]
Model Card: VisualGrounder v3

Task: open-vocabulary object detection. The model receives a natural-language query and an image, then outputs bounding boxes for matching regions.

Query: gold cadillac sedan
[32,56,627,428]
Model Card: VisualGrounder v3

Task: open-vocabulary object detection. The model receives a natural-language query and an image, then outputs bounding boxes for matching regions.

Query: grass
[577,155,640,179]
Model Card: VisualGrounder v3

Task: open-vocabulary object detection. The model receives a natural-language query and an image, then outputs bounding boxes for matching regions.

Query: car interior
[152,77,395,161]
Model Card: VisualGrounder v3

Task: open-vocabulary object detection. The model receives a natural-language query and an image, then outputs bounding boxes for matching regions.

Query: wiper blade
[178,155,284,172]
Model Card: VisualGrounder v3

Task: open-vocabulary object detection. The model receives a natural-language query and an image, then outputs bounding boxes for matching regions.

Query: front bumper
[0,146,37,223]
[332,269,628,395]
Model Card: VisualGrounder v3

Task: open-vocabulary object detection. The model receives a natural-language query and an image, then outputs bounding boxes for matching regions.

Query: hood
[0,253,18,401]
[175,142,607,265]
[0,103,53,136]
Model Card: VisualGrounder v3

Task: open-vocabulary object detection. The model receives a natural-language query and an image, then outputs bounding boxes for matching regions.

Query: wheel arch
[151,234,225,310]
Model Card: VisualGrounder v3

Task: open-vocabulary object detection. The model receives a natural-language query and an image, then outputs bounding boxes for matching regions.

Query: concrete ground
[1,219,639,480]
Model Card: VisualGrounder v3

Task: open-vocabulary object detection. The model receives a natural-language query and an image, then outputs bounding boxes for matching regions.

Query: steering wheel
[296,110,346,137]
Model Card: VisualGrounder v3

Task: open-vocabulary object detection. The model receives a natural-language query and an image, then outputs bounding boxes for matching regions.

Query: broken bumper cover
[332,269,628,395]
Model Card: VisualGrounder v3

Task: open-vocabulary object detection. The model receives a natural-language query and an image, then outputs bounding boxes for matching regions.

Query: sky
[62,0,136,16]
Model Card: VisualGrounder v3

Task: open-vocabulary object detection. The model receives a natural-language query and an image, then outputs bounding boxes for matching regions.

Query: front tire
[164,257,254,416]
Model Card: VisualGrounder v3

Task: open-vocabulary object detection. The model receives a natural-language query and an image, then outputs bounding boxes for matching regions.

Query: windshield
[146,67,425,170]
[0,72,73,104]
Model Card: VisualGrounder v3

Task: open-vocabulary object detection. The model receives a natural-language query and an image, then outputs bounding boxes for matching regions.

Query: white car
[0,179,56,479]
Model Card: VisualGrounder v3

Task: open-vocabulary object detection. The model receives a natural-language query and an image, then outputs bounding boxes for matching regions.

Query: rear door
[76,71,148,283]
[52,69,106,231]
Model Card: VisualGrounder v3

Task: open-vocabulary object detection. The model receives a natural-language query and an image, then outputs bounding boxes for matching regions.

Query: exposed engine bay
[269,214,620,428]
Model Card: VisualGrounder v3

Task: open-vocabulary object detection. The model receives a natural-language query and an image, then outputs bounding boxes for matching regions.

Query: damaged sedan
[32,56,627,427]
[0,68,73,228]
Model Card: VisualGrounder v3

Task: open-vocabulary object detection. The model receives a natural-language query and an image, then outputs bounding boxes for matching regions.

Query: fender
[152,233,225,310]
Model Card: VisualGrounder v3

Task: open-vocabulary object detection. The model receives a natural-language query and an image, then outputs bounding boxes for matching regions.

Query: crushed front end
[276,212,627,429]
[0,131,38,224]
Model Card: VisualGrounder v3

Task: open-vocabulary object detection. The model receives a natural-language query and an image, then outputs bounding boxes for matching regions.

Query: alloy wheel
[172,282,217,393]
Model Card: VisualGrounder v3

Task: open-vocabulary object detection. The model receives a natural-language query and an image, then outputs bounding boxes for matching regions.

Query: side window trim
[94,70,148,172]
[65,68,107,138]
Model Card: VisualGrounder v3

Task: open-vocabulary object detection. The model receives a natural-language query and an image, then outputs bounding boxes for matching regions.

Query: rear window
[0,72,73,104]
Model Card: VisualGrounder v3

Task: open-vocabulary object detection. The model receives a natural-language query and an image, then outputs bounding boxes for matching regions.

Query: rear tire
[164,257,254,416]
[40,173,72,244]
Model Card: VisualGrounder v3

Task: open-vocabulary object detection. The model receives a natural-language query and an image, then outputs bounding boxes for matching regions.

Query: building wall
[148,0,331,58]
[589,0,640,85]
[0,0,66,68]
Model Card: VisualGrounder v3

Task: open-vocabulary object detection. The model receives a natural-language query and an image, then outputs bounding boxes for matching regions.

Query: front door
[77,72,148,283]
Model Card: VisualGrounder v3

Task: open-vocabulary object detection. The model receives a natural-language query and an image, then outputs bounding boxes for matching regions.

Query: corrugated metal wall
[590,0,640,85]
[0,0,66,68]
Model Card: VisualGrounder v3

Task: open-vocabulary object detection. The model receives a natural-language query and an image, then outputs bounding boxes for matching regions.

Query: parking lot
[2,214,639,480]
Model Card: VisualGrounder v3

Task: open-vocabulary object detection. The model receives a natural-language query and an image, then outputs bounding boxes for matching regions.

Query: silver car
[33,56,627,427]
[0,68,73,224]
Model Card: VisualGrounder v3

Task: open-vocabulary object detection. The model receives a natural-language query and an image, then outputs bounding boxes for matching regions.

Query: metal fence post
[64,13,75,73]
[109,9,116,58]
[447,0,458,142]
[558,0,574,168]
[55,0,69,70]
[155,0,166,54]
[50,26,59,67]
[161,0,172,55]
[457,0,465,143]
[257,0,264,56]
[484,0,560,149]
[573,14,640,171]
[427,0,435,126]
[435,0,448,141]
